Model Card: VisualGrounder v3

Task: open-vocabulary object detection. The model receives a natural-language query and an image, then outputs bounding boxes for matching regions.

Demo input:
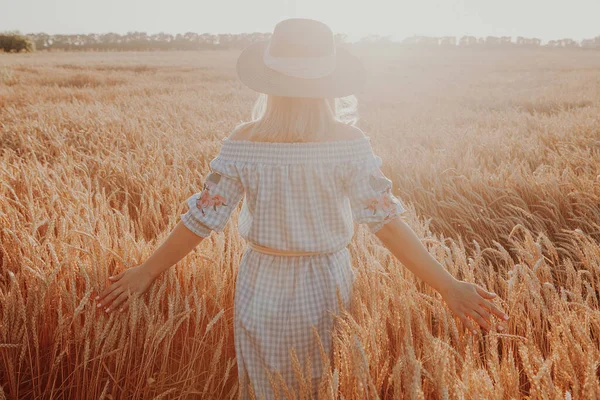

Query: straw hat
[236,18,366,98]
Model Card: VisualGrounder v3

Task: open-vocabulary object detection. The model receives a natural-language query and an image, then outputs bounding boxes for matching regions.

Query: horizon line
[6,29,600,45]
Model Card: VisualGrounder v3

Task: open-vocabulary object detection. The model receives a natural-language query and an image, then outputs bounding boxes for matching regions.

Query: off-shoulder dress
[180,133,407,399]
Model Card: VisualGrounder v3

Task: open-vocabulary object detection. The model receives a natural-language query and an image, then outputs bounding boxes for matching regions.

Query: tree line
[360,34,600,48]
[2,31,600,53]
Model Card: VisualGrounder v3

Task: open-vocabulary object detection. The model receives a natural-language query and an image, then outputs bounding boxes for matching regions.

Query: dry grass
[1,48,599,399]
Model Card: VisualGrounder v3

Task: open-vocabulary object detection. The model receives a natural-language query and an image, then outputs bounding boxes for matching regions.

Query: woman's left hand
[95,265,155,313]
[440,279,509,335]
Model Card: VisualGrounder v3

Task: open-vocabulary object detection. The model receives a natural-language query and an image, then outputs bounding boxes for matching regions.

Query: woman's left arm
[96,220,205,312]
[136,220,206,279]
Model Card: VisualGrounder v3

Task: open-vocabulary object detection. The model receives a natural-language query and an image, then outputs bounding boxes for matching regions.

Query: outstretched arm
[96,221,205,312]
[136,220,205,279]
[374,216,509,334]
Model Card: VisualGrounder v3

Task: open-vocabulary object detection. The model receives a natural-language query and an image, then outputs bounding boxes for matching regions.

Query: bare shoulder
[227,122,255,141]
[226,122,367,142]
[332,123,368,141]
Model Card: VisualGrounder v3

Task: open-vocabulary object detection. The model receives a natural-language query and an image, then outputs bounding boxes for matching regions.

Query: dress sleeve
[344,154,408,233]
[180,156,245,237]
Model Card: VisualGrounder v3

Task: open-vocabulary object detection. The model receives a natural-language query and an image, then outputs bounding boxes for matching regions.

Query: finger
[107,291,130,313]
[99,287,124,311]
[119,292,140,313]
[119,293,139,312]
[482,299,509,322]
[467,310,491,331]
[96,282,121,306]
[475,285,497,300]
[475,305,492,323]
[459,314,478,336]
[119,301,130,313]
[108,271,125,282]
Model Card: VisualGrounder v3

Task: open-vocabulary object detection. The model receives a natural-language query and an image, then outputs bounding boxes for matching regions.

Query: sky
[2,0,600,42]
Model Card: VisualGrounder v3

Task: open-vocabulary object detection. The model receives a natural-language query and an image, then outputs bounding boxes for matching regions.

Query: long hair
[233,94,359,143]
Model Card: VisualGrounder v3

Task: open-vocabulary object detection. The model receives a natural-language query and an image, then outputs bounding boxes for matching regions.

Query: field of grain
[1,48,599,399]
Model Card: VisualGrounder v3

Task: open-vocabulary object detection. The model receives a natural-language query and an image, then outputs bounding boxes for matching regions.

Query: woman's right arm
[374,216,509,334]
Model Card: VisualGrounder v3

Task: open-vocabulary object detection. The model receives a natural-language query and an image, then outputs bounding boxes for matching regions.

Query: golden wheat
[1,48,599,399]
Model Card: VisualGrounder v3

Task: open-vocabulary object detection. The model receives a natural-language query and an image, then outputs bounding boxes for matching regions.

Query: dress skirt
[234,246,356,400]
[178,132,408,398]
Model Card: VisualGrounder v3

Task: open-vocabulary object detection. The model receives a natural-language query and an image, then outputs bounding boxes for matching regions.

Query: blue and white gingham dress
[181,133,407,399]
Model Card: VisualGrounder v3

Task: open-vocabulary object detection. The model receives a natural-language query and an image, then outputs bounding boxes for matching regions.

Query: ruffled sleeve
[180,156,245,237]
[344,153,407,233]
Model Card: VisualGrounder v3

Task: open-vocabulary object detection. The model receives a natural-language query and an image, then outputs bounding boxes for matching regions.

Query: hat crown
[235,18,365,98]
[268,18,335,58]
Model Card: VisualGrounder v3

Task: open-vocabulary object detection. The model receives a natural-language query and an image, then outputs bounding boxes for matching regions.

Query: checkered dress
[181,134,407,399]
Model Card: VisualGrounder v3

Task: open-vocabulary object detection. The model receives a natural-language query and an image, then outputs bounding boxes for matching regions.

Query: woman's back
[179,122,407,399]
[180,124,408,252]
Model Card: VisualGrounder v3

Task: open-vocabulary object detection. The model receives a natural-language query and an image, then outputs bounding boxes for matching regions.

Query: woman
[96,18,509,399]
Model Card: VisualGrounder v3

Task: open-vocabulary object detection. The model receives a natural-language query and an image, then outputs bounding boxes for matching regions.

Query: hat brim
[236,41,366,98]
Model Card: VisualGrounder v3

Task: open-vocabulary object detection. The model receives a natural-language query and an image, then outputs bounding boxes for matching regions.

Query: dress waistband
[247,241,348,257]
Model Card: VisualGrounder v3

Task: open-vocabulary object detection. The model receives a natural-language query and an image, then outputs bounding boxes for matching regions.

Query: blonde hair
[233,94,359,143]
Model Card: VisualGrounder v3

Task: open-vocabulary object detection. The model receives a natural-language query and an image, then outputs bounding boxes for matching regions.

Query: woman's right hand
[440,279,509,335]
[95,264,155,313]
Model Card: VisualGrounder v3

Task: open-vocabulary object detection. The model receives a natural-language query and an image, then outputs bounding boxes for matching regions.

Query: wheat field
[1,48,599,399]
